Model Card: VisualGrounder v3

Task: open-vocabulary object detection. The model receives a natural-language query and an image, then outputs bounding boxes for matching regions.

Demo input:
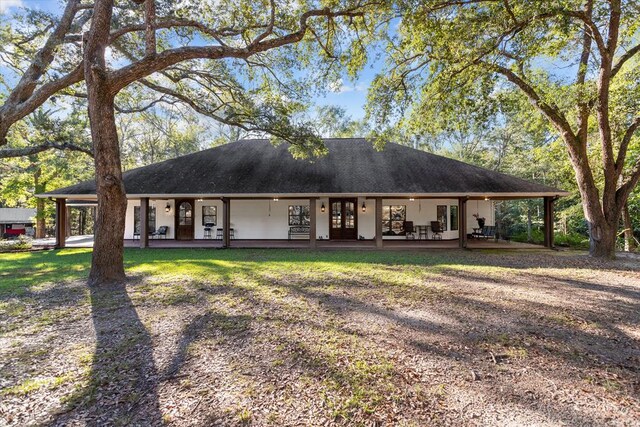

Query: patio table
[415,225,431,240]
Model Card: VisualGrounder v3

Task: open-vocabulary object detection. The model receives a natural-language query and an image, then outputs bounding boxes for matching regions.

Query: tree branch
[575,0,593,144]
[482,61,576,141]
[109,7,365,93]
[0,141,93,158]
[611,43,640,78]
[617,158,640,213]
[4,0,81,108]
[0,64,84,142]
[114,94,177,113]
[250,0,276,46]
[144,0,157,57]
[138,79,245,126]
[615,116,640,175]
[107,18,264,45]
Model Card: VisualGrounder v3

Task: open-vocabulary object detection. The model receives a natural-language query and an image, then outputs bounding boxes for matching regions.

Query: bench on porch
[288,226,310,240]
[472,225,496,239]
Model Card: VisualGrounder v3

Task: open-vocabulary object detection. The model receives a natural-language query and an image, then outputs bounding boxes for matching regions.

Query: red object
[4,228,25,237]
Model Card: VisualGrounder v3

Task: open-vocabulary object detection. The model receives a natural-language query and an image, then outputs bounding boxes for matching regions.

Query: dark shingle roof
[43,138,565,197]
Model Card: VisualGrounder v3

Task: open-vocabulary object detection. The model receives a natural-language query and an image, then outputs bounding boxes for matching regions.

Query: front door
[329,198,357,240]
[175,199,194,240]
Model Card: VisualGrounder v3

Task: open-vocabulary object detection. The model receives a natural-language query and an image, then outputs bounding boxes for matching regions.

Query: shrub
[555,232,590,249]
[510,228,544,245]
[510,228,589,249]
[0,235,33,252]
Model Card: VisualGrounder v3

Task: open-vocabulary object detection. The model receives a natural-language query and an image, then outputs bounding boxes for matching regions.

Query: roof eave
[38,190,571,199]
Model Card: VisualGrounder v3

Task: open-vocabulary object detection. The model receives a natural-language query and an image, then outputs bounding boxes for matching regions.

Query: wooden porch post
[222,197,231,248]
[375,197,383,248]
[65,205,71,237]
[55,198,66,249]
[459,197,468,248]
[309,198,317,249]
[543,196,555,248]
[140,197,149,249]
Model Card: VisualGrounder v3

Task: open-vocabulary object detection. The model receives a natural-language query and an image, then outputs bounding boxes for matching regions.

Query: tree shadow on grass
[49,280,162,426]
[163,311,252,379]
[257,272,639,426]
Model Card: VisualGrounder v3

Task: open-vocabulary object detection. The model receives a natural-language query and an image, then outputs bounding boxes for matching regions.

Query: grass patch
[2,373,74,396]
[0,247,506,296]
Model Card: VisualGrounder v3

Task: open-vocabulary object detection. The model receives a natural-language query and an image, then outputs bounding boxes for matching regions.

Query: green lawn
[1,248,639,426]
[0,248,498,295]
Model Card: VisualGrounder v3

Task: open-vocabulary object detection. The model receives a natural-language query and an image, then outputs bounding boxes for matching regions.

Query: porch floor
[34,235,544,250]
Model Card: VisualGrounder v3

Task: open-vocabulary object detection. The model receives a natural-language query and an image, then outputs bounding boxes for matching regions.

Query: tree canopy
[367,0,640,257]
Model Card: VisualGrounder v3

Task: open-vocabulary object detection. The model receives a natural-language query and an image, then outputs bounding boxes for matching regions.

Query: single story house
[0,208,36,238]
[41,138,568,248]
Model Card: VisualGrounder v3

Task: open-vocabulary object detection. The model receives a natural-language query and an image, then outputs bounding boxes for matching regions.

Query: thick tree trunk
[87,93,127,285]
[35,198,46,238]
[34,167,46,239]
[86,0,127,286]
[622,202,637,252]
[87,94,127,285]
[587,219,617,258]
[565,141,620,258]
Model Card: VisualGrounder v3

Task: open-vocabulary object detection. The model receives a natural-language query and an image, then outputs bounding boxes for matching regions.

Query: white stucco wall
[194,199,223,239]
[124,197,495,240]
[124,199,176,239]
[229,199,310,239]
[381,198,461,240]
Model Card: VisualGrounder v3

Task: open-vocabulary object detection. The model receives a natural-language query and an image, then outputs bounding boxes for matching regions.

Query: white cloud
[328,78,366,94]
[0,0,23,13]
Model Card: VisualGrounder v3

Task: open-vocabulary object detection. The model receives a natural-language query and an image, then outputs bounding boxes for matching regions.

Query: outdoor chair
[135,225,154,240]
[404,221,416,240]
[215,228,235,240]
[480,225,496,239]
[203,222,215,239]
[430,221,443,240]
[150,226,168,239]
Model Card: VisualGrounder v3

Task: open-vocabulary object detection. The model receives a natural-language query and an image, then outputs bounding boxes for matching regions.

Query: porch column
[55,198,66,249]
[543,196,555,248]
[65,205,71,237]
[375,197,383,248]
[222,197,231,248]
[309,198,317,249]
[140,197,149,249]
[458,197,468,248]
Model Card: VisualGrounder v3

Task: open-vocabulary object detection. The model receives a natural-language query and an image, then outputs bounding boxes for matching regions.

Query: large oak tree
[368,0,640,257]
[0,0,373,284]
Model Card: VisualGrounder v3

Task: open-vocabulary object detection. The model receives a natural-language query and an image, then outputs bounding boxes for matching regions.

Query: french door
[175,199,194,240]
[329,198,358,240]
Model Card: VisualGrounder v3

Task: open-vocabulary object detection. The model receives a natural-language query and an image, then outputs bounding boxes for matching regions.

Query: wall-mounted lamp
[273,197,279,202]
[165,202,171,213]
[362,202,366,212]
[321,202,325,213]
[409,197,415,201]
[484,197,490,201]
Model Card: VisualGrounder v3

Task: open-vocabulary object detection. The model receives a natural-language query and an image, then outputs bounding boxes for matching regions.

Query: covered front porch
[35,234,542,249]
[51,195,557,250]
